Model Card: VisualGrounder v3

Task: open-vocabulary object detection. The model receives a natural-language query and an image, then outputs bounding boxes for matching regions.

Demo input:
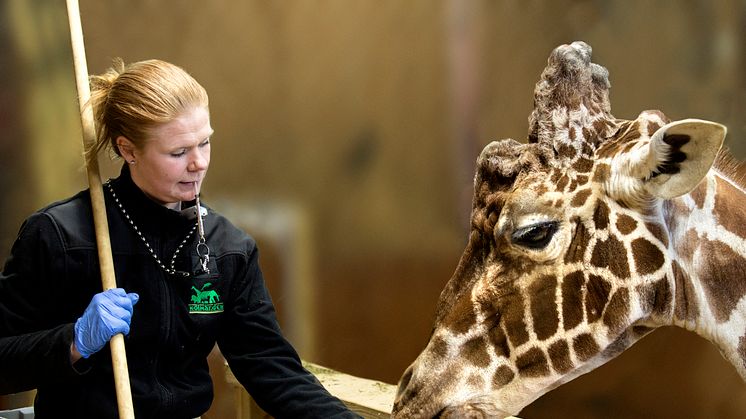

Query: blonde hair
[87,58,209,160]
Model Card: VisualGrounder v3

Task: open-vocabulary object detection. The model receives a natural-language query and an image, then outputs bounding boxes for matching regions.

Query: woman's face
[119,106,213,209]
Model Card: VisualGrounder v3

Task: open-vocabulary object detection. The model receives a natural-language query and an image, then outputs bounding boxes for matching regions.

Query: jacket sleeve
[217,245,361,419]
[0,213,82,394]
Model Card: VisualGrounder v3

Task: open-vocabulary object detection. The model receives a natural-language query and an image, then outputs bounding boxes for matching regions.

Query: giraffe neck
[666,167,746,378]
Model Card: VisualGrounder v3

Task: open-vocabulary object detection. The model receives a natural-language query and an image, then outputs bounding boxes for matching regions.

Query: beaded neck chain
[105,181,196,277]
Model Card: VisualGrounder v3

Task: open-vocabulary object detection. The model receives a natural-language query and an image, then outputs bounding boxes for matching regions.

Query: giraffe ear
[610,119,726,203]
[642,119,726,199]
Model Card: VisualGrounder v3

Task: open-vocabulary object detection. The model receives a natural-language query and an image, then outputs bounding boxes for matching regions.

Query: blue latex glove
[74,288,139,359]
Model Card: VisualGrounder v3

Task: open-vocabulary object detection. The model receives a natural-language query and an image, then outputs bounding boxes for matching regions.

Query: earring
[129,160,136,165]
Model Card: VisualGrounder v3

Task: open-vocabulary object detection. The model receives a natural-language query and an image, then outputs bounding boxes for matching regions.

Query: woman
[0,59,360,418]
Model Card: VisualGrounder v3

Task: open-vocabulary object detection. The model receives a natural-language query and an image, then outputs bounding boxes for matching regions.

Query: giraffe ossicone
[392,41,734,418]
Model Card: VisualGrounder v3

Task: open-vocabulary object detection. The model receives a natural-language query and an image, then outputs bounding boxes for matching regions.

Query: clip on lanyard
[194,183,210,274]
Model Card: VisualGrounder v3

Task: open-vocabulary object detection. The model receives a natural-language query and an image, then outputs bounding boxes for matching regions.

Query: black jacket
[0,166,358,419]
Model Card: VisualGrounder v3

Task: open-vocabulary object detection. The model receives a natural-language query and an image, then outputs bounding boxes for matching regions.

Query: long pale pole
[65,1,135,417]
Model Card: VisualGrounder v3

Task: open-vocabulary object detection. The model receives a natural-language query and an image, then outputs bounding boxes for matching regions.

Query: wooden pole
[64,1,135,417]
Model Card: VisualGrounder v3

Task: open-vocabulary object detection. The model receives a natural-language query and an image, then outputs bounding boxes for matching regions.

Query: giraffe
[391,41,737,418]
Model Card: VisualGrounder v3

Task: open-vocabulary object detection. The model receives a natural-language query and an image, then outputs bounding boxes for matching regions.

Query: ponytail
[84,58,209,161]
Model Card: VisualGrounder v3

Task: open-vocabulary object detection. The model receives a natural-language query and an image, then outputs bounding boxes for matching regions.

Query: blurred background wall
[1,1,745,418]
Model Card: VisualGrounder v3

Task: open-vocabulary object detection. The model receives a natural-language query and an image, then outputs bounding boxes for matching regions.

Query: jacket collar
[108,164,196,234]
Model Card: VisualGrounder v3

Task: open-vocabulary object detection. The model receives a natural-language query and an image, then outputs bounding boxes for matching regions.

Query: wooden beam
[224,360,521,419]
[301,361,396,418]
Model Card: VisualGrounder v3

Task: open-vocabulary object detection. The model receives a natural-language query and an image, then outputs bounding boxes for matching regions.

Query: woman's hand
[73,288,139,359]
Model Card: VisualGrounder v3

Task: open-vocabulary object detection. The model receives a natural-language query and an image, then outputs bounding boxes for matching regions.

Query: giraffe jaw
[437,398,515,419]
[393,324,651,419]
[392,393,519,419]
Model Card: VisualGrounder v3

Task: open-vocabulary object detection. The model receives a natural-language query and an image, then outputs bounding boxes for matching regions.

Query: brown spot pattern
[550,170,562,184]
[616,214,637,234]
[632,325,655,338]
[488,325,511,357]
[571,189,592,207]
[562,271,585,330]
[548,340,573,373]
[557,143,575,159]
[638,278,672,317]
[622,141,638,154]
[493,365,515,387]
[516,347,550,377]
[631,238,665,275]
[557,174,570,191]
[592,163,610,183]
[503,296,531,348]
[582,142,594,157]
[530,275,560,340]
[698,240,746,323]
[573,333,600,362]
[466,375,485,389]
[565,222,589,264]
[596,141,620,159]
[582,127,593,142]
[573,157,594,173]
[585,274,612,323]
[568,179,578,193]
[593,200,610,230]
[603,288,630,333]
[714,179,746,239]
[689,180,707,209]
[616,121,641,144]
[591,235,630,279]
[447,294,478,335]
[646,120,661,135]
[431,336,449,359]
[593,119,611,138]
[462,337,491,367]
[644,222,669,248]
[672,260,698,322]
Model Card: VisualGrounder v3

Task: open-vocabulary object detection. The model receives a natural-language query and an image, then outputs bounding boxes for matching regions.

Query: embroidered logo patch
[189,282,224,314]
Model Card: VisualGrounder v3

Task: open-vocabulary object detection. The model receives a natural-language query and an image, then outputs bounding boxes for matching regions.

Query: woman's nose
[189,150,209,171]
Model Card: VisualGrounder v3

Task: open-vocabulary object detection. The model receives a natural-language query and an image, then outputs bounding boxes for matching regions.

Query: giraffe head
[392,42,726,418]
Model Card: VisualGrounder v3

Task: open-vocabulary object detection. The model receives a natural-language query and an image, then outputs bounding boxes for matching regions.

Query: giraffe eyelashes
[511,221,559,249]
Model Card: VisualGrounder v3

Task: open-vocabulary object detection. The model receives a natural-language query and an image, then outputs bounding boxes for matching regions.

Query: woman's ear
[116,136,136,163]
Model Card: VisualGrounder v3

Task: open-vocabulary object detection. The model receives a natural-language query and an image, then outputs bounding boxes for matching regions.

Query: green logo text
[189,282,224,314]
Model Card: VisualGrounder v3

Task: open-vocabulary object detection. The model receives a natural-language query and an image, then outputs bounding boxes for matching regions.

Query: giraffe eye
[512,222,558,249]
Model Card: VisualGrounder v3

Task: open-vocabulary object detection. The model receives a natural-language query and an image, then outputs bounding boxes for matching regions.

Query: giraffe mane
[713,149,746,191]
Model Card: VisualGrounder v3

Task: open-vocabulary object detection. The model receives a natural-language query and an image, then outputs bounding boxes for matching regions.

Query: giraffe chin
[437,400,513,419]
